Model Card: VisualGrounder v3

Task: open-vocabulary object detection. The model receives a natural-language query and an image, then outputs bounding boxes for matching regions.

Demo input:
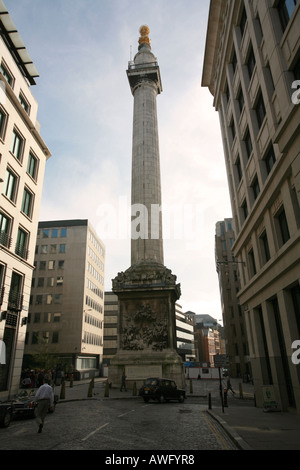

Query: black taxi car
[139,377,186,403]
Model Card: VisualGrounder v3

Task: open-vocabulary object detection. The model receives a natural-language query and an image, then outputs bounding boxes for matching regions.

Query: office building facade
[24,220,105,379]
[0,4,51,398]
[215,219,250,378]
[203,0,300,411]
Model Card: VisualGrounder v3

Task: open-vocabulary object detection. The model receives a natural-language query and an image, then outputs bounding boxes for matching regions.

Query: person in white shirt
[35,379,54,433]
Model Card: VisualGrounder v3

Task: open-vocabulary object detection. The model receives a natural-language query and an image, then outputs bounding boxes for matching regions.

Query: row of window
[86,278,104,299]
[34,260,65,270]
[31,276,63,288]
[223,2,299,229]
[87,262,104,285]
[84,312,103,329]
[36,244,66,255]
[85,295,103,314]
[0,211,30,260]
[26,330,59,345]
[82,330,103,346]
[246,203,294,279]
[0,265,24,313]
[0,60,31,115]
[30,293,63,305]
[88,230,105,257]
[37,228,67,238]
[28,312,61,324]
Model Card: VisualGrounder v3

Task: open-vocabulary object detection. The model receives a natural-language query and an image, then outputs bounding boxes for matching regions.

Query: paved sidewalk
[53,376,300,451]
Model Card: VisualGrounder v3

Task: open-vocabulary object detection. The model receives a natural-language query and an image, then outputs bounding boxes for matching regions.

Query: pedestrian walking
[120,370,127,392]
[226,377,235,395]
[34,378,54,433]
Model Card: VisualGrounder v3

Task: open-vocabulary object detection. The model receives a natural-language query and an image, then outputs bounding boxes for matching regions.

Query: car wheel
[178,394,185,403]
[159,395,165,403]
[0,412,11,428]
[143,397,149,403]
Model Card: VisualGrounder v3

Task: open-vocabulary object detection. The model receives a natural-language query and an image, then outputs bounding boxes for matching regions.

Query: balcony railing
[0,231,12,249]
[15,242,29,260]
[7,291,23,312]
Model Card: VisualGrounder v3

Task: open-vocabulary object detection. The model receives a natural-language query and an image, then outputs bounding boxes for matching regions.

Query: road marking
[81,422,109,441]
[117,409,135,418]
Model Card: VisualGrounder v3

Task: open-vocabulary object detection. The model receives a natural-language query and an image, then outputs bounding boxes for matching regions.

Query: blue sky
[4,0,232,319]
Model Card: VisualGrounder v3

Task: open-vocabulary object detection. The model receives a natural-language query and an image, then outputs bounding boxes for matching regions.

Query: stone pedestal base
[108,349,185,390]
[109,261,185,389]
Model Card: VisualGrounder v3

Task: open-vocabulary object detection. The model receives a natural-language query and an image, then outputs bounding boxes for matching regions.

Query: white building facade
[0,3,51,399]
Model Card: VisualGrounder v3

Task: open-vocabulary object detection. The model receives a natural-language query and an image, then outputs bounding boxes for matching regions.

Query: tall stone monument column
[109,26,184,389]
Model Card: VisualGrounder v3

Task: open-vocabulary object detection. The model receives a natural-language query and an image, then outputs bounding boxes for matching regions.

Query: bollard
[60,380,65,399]
[87,377,94,397]
[239,382,243,399]
[104,380,109,397]
[133,381,137,396]
[208,392,212,409]
[190,379,193,394]
[224,388,228,407]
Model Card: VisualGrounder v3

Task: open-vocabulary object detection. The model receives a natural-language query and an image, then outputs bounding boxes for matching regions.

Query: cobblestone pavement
[0,391,238,451]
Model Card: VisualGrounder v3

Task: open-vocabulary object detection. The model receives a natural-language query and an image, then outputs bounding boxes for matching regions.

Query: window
[235,156,242,183]
[56,276,63,286]
[37,277,44,288]
[46,294,52,305]
[53,313,61,322]
[60,228,67,237]
[10,129,24,161]
[259,230,271,264]
[52,331,59,344]
[232,50,237,73]
[247,46,256,80]
[42,229,50,238]
[239,8,247,37]
[251,175,260,200]
[8,271,23,311]
[50,244,56,253]
[15,227,28,259]
[54,294,62,304]
[19,92,30,114]
[39,261,46,270]
[248,248,257,277]
[277,0,298,32]
[21,188,34,218]
[230,117,236,142]
[51,229,58,238]
[255,91,266,129]
[264,145,276,174]
[3,168,18,202]
[244,128,253,159]
[0,212,11,248]
[34,313,41,323]
[237,87,244,114]
[32,332,39,344]
[44,313,51,323]
[0,61,14,87]
[48,260,55,270]
[27,152,38,181]
[35,295,43,305]
[59,244,66,253]
[275,206,290,247]
[47,277,55,287]
[58,260,64,269]
[0,106,8,140]
[41,245,48,254]
[242,199,248,221]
